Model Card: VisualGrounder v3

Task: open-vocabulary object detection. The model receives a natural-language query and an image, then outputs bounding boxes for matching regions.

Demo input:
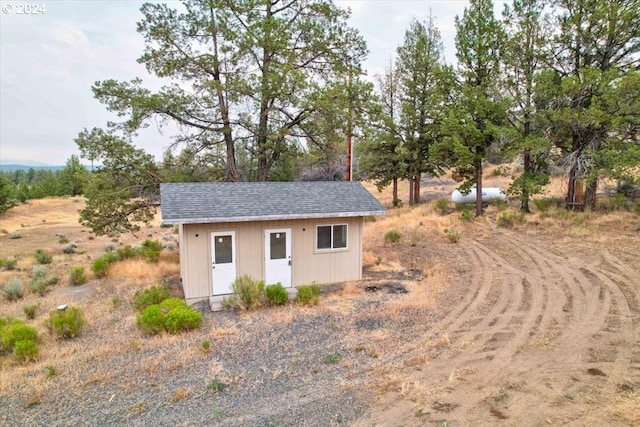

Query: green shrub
[141,239,164,263]
[29,276,47,296]
[32,265,46,278]
[34,250,52,265]
[324,352,341,364]
[444,228,461,243]
[48,307,85,339]
[0,257,17,271]
[91,252,119,278]
[1,320,38,349]
[223,275,264,310]
[58,235,69,244]
[115,245,137,260]
[497,211,526,228]
[0,318,39,362]
[297,282,321,306]
[201,339,211,351]
[2,277,24,300]
[455,202,475,212]
[533,198,555,213]
[460,209,474,222]
[158,297,187,313]
[164,306,202,334]
[14,339,39,361]
[23,304,38,320]
[489,198,509,211]
[133,285,170,312]
[92,241,164,278]
[47,366,57,377]
[208,378,228,393]
[265,283,289,306]
[69,266,87,286]
[383,230,402,244]
[115,240,163,263]
[136,298,202,335]
[10,231,21,239]
[136,305,165,335]
[435,198,450,214]
[110,294,122,310]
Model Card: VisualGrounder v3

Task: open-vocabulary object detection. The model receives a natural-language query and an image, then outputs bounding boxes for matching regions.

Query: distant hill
[0,164,66,172]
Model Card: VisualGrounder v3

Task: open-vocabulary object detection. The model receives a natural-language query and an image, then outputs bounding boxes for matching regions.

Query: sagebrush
[69,266,87,286]
[2,277,24,301]
[223,275,265,310]
[48,307,85,339]
[297,282,321,306]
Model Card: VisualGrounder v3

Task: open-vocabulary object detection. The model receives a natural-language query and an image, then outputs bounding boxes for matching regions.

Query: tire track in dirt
[357,230,639,426]
[359,236,552,424]
[590,251,640,397]
[461,233,637,424]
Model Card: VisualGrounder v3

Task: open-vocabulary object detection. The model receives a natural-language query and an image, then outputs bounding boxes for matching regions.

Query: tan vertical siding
[179,216,364,304]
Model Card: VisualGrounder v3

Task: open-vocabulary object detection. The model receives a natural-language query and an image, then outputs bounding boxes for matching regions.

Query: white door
[211,231,236,295]
[265,228,291,287]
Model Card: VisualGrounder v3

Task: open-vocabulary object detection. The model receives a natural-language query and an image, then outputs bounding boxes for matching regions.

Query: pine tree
[435,0,507,217]
[500,0,551,212]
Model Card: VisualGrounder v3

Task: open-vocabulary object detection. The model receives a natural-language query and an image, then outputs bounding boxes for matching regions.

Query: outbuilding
[160,181,386,309]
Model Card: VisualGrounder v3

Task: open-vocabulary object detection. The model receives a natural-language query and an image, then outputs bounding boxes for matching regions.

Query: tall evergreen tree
[396,17,452,205]
[544,0,640,210]
[58,155,90,196]
[435,0,506,216]
[500,0,551,212]
[358,62,405,206]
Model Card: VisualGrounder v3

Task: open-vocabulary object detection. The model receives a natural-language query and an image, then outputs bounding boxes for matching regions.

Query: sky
[0,0,507,166]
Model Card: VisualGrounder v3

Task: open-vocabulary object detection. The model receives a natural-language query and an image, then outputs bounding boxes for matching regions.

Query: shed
[160,181,386,309]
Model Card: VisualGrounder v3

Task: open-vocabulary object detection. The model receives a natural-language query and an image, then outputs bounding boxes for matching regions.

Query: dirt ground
[1,170,639,426]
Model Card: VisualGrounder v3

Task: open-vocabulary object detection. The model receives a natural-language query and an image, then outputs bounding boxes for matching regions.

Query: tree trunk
[408,177,414,206]
[521,149,531,212]
[256,3,273,182]
[584,177,598,211]
[392,178,398,207]
[208,4,242,182]
[475,159,483,217]
[413,173,420,204]
[224,129,242,182]
[566,134,581,210]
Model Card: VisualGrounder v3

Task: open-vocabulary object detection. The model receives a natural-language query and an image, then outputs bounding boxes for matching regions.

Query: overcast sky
[0,0,506,166]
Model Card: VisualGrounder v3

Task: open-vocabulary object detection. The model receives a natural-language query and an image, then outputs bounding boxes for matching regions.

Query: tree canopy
[91,0,367,183]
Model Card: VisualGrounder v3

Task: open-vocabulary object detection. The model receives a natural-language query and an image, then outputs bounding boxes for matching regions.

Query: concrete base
[209,287,298,311]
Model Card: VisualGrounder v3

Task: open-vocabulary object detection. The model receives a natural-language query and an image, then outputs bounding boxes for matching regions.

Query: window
[269,232,286,260]
[316,224,347,250]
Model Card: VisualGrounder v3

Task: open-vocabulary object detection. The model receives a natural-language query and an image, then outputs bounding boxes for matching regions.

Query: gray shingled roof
[160,181,386,224]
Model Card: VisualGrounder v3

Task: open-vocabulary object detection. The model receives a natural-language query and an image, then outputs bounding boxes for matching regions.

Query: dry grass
[607,391,640,425]
[109,259,159,281]
[337,281,364,297]
[171,387,190,402]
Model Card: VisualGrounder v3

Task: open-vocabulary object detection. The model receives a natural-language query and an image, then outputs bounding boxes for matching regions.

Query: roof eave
[161,210,386,225]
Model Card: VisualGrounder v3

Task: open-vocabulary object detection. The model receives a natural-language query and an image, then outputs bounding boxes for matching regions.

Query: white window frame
[315,223,348,252]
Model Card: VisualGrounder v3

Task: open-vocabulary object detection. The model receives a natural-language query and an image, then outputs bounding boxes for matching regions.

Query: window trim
[315,223,348,252]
